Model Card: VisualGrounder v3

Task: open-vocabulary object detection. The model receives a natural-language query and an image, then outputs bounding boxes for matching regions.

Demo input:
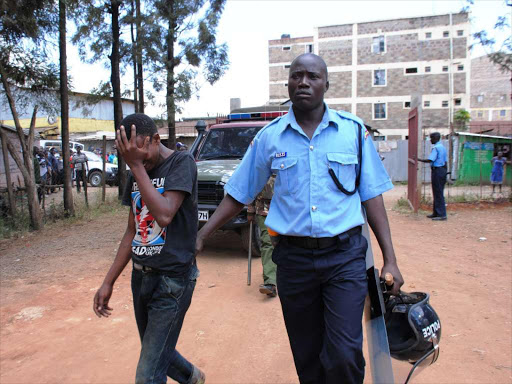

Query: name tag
[275,152,287,158]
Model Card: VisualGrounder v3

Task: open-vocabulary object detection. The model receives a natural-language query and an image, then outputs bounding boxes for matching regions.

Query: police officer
[196,53,404,384]
[418,132,447,220]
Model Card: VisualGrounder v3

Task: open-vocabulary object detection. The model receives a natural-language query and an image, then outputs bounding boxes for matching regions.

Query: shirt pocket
[326,152,358,192]
[271,157,299,196]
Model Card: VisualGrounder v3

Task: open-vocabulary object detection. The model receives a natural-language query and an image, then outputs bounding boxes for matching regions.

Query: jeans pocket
[161,275,186,300]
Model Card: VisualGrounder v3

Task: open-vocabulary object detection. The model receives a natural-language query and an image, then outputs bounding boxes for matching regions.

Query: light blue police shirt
[428,142,447,167]
[225,105,393,237]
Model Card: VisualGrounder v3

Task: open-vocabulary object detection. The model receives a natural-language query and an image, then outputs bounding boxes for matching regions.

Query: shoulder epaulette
[260,115,284,132]
[335,110,365,128]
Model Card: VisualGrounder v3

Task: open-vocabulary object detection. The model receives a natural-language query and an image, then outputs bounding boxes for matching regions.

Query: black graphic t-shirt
[122,151,198,275]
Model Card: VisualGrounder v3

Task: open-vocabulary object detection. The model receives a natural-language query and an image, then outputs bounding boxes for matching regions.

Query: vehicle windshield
[197,126,262,161]
[84,151,102,163]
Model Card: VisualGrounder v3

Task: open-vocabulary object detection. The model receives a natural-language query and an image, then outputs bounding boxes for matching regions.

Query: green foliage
[393,197,412,213]
[464,0,512,72]
[454,109,471,131]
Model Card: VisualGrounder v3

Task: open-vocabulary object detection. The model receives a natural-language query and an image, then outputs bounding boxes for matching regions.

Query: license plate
[198,210,209,222]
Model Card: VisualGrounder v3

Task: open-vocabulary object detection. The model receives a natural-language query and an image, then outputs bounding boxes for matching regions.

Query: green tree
[0,0,59,230]
[72,0,128,197]
[454,109,471,131]
[464,0,512,72]
[148,0,229,148]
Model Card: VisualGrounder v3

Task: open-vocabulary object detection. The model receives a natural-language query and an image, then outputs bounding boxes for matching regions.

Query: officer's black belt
[133,262,160,273]
[431,165,447,169]
[283,226,362,250]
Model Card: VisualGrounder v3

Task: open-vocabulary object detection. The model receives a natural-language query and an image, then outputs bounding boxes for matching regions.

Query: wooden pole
[0,127,16,216]
[102,135,106,202]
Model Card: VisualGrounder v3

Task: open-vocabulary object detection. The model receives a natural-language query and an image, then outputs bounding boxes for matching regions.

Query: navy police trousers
[273,230,368,384]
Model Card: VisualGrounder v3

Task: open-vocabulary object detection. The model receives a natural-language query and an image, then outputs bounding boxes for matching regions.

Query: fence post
[102,135,106,203]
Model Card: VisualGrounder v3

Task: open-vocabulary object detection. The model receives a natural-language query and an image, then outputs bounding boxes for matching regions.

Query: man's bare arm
[362,194,404,294]
[196,194,245,254]
[93,209,135,318]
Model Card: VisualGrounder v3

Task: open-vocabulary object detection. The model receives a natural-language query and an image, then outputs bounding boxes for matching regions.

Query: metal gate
[407,108,420,212]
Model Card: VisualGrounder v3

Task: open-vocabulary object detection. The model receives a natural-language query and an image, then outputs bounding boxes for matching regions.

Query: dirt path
[0,192,511,383]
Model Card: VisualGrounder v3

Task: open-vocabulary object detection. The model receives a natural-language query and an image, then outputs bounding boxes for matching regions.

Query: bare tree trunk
[136,0,144,113]
[0,127,16,216]
[166,3,176,150]
[130,0,139,113]
[0,63,43,230]
[59,0,74,215]
[111,0,125,199]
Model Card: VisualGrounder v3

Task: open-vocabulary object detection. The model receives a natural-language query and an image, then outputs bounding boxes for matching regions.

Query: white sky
[67,0,511,120]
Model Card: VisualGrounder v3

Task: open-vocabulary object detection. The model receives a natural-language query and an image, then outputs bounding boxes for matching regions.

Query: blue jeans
[131,264,199,384]
[273,231,368,384]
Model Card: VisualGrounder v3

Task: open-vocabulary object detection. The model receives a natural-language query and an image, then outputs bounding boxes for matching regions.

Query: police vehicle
[191,110,288,256]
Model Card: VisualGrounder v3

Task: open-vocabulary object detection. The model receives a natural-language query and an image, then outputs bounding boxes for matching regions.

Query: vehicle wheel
[88,171,103,187]
[240,223,261,257]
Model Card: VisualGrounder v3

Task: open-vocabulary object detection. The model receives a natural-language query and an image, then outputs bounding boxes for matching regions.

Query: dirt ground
[0,186,511,384]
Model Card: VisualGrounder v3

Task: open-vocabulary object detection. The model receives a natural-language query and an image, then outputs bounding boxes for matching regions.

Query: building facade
[269,13,470,139]
[0,89,136,140]
[469,55,511,136]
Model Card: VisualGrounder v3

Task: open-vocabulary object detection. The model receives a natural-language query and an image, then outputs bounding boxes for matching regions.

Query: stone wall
[269,66,289,82]
[358,35,466,65]
[423,109,449,128]
[357,13,467,35]
[269,44,308,64]
[269,83,289,99]
[318,40,353,66]
[318,24,353,39]
[328,104,352,113]
[327,72,352,98]
[357,69,451,97]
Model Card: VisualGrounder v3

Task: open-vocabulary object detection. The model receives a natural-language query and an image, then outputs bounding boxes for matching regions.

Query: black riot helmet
[385,292,441,367]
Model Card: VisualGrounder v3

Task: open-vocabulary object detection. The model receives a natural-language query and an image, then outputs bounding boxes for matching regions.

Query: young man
[93,113,205,384]
[196,53,404,384]
[418,132,447,220]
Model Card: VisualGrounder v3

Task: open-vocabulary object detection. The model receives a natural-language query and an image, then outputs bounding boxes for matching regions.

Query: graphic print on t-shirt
[131,177,166,257]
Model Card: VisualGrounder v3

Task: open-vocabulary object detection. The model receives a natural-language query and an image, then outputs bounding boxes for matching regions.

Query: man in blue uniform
[419,132,447,220]
[196,53,404,384]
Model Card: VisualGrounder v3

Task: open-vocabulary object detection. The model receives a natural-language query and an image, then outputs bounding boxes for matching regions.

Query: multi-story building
[269,13,470,139]
[469,55,511,136]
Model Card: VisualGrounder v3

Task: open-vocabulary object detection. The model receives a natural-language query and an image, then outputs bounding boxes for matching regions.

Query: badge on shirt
[364,128,370,140]
[275,152,287,158]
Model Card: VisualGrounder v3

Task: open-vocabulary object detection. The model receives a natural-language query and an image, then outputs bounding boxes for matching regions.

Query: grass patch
[393,197,412,213]
[0,190,125,240]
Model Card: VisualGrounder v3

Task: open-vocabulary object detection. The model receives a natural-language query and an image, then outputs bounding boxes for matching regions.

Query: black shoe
[426,214,437,218]
[432,216,447,221]
[259,284,277,297]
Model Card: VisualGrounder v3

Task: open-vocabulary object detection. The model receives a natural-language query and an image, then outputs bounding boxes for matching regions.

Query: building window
[373,69,386,86]
[500,110,506,117]
[425,32,432,39]
[442,66,449,72]
[404,101,411,109]
[477,95,484,103]
[425,66,431,73]
[477,111,483,118]
[454,98,461,106]
[372,36,385,53]
[282,46,291,51]
[405,67,418,74]
[284,83,288,87]
[457,64,464,71]
[442,101,449,108]
[373,103,386,119]
[424,101,430,107]
[284,64,291,69]
[306,44,313,53]
[457,30,463,36]
[443,31,449,37]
